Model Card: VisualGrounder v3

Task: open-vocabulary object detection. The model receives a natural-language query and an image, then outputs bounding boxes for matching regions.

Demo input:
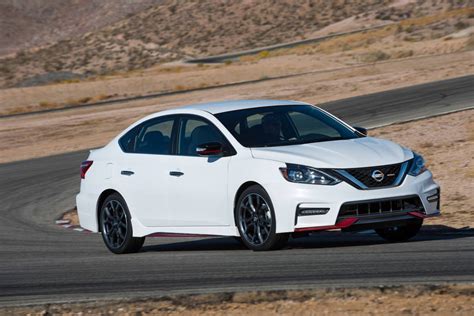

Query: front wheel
[235,185,289,251]
[375,219,423,242]
[100,193,145,254]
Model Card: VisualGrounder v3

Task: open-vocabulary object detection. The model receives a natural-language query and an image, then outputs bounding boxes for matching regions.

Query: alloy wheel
[238,193,272,246]
[101,200,128,249]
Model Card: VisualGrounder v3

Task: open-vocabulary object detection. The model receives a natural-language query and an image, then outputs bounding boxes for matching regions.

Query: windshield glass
[215,105,360,147]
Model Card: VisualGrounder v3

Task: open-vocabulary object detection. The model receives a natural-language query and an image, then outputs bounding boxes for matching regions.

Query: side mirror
[196,142,223,156]
[353,126,368,136]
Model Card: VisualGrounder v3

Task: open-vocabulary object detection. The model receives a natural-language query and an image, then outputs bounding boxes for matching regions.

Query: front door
[168,116,232,227]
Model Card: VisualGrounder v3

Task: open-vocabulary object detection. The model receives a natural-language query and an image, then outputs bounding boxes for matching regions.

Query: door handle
[169,171,184,177]
[121,170,135,176]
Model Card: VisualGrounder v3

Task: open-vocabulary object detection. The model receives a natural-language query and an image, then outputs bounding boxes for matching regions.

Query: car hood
[250,137,413,168]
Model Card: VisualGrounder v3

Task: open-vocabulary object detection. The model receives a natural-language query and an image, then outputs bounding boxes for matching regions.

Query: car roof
[179,99,311,114]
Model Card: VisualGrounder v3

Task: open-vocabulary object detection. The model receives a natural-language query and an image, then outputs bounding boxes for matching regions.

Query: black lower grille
[338,196,424,218]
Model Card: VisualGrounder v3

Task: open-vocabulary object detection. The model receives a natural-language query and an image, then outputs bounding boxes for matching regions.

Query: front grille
[333,160,410,189]
[347,163,401,187]
[338,196,424,218]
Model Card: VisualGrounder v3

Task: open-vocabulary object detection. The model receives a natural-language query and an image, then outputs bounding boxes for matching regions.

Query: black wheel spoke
[239,193,272,247]
[102,199,128,250]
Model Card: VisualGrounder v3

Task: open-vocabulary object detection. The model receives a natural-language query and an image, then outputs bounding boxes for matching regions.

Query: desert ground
[1,3,472,163]
[1,50,473,164]
[2,284,473,315]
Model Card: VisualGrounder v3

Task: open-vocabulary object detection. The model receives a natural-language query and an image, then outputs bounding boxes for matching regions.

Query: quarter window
[119,126,140,153]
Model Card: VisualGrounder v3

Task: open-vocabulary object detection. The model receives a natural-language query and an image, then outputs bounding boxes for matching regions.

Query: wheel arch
[96,189,121,232]
[233,181,263,226]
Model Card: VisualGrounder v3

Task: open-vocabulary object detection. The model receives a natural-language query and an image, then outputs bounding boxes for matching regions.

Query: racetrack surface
[0,75,473,306]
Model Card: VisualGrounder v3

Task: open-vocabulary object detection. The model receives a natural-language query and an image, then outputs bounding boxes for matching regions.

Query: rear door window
[119,116,177,155]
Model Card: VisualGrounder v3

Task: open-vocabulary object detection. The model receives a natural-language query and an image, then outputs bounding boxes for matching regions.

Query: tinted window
[134,117,175,155]
[119,118,175,154]
[178,117,226,156]
[215,105,359,147]
[119,126,140,153]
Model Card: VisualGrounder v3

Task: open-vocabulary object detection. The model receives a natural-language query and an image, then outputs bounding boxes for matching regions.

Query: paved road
[0,75,473,306]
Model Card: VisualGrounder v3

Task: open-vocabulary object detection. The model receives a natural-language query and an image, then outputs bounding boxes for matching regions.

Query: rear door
[118,115,178,227]
[167,115,233,227]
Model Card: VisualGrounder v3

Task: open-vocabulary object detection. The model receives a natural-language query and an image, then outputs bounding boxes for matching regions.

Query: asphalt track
[0,75,473,306]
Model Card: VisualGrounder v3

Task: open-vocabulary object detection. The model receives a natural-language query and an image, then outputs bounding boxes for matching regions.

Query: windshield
[215,105,360,147]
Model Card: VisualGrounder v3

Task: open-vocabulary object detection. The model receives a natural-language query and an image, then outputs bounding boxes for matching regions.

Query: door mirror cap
[353,126,368,136]
[196,142,223,156]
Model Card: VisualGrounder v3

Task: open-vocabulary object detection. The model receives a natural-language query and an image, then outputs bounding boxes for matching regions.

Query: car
[76,100,440,254]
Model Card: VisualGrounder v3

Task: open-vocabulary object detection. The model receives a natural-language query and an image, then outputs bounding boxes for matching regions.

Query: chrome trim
[335,160,409,190]
[335,169,369,189]
[393,161,409,186]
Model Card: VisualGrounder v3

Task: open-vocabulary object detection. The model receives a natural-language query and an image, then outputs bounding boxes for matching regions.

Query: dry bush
[38,101,59,109]
[92,94,113,102]
[465,34,474,50]
[360,50,391,63]
[393,50,414,58]
[258,50,270,59]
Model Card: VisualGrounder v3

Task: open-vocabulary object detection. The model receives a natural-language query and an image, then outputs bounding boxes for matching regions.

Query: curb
[54,218,93,233]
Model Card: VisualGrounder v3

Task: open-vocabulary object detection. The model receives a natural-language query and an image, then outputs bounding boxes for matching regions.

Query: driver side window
[178,117,225,156]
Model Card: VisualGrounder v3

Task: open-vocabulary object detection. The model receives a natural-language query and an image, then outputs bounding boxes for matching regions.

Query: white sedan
[76,100,440,253]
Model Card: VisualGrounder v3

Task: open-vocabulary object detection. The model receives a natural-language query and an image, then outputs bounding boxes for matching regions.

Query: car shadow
[140,225,474,253]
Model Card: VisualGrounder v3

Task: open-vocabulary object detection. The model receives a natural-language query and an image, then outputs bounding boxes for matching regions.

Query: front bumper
[265,170,440,233]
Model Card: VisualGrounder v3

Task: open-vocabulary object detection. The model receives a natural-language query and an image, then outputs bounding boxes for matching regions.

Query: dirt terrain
[0,0,162,57]
[2,284,473,315]
[1,48,473,163]
[0,0,472,88]
[1,6,473,115]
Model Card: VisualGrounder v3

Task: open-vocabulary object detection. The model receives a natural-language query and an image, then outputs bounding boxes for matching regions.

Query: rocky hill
[0,0,163,56]
[0,0,471,88]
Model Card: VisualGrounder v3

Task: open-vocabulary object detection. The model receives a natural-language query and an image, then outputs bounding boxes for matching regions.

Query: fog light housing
[426,189,440,209]
[297,208,329,216]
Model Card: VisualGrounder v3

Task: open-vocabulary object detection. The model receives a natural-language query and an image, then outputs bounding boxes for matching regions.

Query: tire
[375,219,423,242]
[235,185,289,251]
[99,193,145,254]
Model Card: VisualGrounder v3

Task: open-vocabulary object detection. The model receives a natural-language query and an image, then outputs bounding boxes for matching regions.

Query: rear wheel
[235,185,289,251]
[375,219,423,242]
[100,193,145,254]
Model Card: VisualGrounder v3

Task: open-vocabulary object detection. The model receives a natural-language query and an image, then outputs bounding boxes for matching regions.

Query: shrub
[38,101,58,109]
[394,50,414,58]
[454,21,469,30]
[465,34,474,50]
[78,97,92,104]
[258,50,270,58]
[361,50,391,63]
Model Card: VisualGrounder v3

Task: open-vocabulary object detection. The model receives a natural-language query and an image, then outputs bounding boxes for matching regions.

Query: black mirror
[353,126,367,136]
[196,142,223,156]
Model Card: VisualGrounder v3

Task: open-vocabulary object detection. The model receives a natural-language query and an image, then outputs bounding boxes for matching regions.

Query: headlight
[408,152,427,176]
[280,164,341,185]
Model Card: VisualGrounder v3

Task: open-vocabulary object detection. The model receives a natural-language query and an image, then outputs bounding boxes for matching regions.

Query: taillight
[80,161,93,179]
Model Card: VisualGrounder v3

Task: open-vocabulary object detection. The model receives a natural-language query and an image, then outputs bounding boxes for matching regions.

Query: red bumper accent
[294,217,358,232]
[408,211,426,219]
[147,232,217,238]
